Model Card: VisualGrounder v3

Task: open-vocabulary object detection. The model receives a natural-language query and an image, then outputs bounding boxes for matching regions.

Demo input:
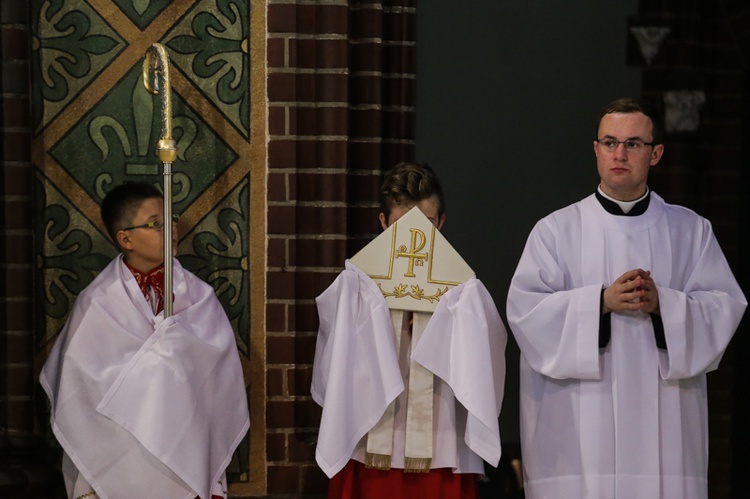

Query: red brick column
[1,1,34,437]
[266,1,416,495]
[0,4,60,495]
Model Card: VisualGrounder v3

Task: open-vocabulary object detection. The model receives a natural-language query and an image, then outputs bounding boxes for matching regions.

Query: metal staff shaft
[143,43,177,317]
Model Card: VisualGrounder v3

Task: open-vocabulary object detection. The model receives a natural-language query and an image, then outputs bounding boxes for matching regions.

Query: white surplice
[41,255,250,499]
[312,261,507,478]
[507,192,747,499]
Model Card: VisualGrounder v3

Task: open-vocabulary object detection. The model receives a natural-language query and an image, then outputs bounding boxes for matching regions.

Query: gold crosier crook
[142,43,177,317]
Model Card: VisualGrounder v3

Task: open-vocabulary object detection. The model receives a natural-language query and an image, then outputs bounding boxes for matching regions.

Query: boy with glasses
[506,97,746,499]
[41,182,249,499]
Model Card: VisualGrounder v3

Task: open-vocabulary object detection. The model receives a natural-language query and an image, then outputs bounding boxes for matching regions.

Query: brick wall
[0,3,61,495]
[631,1,750,497]
[1,0,33,438]
[265,1,416,495]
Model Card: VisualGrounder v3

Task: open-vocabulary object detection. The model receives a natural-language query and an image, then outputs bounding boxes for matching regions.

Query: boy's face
[116,197,177,272]
[379,195,445,230]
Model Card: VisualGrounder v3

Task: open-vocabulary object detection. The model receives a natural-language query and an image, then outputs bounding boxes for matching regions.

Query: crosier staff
[142,43,177,317]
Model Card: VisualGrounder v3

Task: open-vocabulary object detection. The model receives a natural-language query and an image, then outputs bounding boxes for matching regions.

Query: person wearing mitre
[312,163,507,498]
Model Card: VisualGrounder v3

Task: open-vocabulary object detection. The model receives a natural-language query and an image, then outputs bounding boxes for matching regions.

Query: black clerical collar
[595,188,651,216]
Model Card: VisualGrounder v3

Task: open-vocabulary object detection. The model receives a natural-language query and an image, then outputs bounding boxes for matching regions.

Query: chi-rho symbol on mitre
[350,206,474,313]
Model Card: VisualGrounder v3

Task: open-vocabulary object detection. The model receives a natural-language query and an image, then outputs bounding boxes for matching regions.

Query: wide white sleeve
[311,268,404,478]
[657,219,746,379]
[412,278,507,466]
[506,218,603,380]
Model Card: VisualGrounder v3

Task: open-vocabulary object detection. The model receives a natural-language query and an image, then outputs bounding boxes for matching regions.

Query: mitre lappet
[312,207,507,478]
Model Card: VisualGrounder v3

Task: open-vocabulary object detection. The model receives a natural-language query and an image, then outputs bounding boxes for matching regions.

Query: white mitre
[350,206,474,312]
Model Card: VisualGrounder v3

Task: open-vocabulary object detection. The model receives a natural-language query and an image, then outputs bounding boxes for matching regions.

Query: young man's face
[117,197,177,272]
[594,111,664,201]
[379,195,445,230]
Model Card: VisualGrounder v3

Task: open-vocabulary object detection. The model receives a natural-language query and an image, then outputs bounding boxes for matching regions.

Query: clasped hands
[602,268,660,315]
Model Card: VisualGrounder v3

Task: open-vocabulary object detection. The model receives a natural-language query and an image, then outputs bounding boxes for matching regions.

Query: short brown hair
[597,97,664,145]
[379,162,445,220]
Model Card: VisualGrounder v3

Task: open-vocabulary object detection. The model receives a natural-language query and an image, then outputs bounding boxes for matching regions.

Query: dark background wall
[416,0,640,445]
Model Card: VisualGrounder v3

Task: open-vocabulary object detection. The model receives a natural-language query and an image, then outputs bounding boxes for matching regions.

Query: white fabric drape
[312,261,507,478]
[41,256,249,499]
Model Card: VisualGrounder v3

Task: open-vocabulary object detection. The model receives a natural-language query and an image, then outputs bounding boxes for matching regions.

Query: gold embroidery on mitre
[350,207,474,314]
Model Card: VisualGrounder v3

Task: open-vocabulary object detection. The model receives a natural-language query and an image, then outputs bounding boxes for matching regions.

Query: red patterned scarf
[125,261,165,314]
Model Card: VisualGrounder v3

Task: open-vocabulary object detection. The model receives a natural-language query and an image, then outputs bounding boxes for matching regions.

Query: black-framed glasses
[597,137,655,152]
[121,215,179,232]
